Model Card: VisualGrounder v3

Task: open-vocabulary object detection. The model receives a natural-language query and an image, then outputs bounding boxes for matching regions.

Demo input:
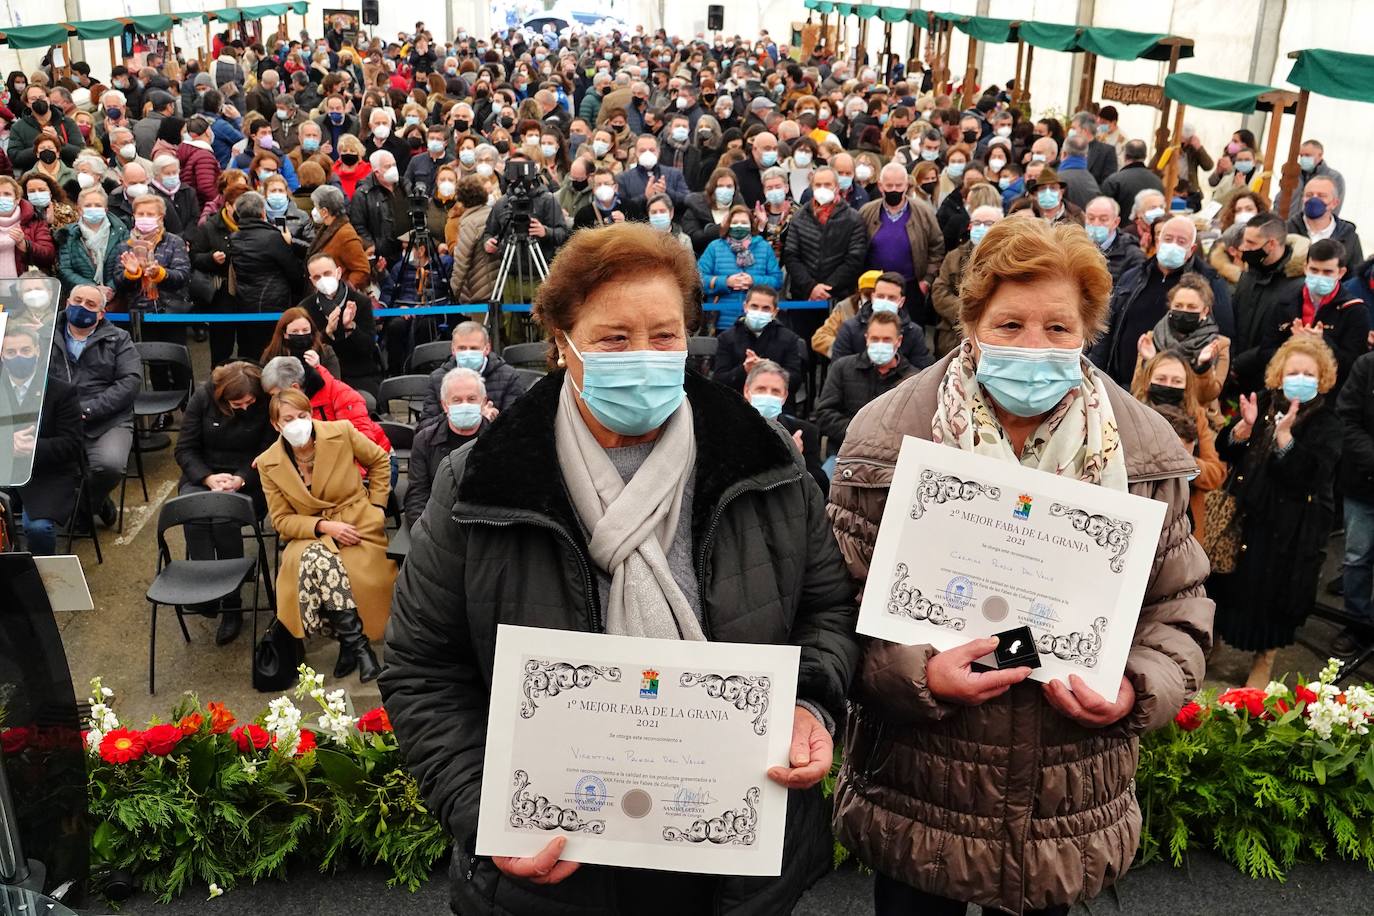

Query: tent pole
[1161,102,1186,205]
[1020,43,1034,110]
[1154,43,1181,162]
[1013,38,1024,105]
[1075,51,1096,112]
[883,22,892,83]
[1258,103,1284,200]
[961,35,978,109]
[1276,88,1308,221]
[907,19,919,76]
[819,13,829,55]
[108,36,117,71]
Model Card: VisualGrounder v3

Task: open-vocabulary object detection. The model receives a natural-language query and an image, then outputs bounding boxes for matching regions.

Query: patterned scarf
[932,340,1129,491]
[726,234,754,268]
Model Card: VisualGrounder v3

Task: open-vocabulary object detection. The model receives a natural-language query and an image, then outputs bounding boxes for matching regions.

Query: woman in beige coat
[827,218,1213,916]
[258,388,395,682]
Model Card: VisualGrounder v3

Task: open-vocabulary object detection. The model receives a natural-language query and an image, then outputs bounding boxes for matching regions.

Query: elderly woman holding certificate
[827,218,1214,916]
[381,222,859,916]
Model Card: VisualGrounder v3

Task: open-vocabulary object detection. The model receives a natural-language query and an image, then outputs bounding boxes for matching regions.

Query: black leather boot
[324,605,380,682]
[215,610,243,645]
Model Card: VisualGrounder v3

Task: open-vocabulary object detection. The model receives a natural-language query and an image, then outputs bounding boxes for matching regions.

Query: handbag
[252,618,304,692]
[188,268,222,305]
[1201,474,1243,574]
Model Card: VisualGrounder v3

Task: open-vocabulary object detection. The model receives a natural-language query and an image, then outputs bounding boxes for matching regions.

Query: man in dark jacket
[405,367,489,527]
[617,134,689,207]
[132,90,177,160]
[730,130,777,208]
[1285,175,1363,272]
[814,310,918,450]
[1100,140,1164,219]
[1085,195,1145,284]
[1090,216,1234,386]
[349,152,405,269]
[782,167,870,305]
[1,325,81,555]
[1232,212,1307,393]
[480,153,570,271]
[1338,350,1374,655]
[314,94,359,161]
[381,368,857,916]
[830,272,934,371]
[711,286,805,412]
[1274,238,1369,393]
[657,113,702,183]
[8,85,84,170]
[744,358,828,497]
[421,321,531,421]
[1070,110,1118,186]
[300,253,384,397]
[46,284,142,525]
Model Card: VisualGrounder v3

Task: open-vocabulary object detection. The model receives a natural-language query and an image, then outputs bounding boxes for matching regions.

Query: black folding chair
[687,336,718,375]
[514,367,545,389]
[59,449,102,565]
[405,340,452,375]
[376,374,431,423]
[145,492,274,694]
[379,421,415,470]
[501,342,550,369]
[125,342,193,529]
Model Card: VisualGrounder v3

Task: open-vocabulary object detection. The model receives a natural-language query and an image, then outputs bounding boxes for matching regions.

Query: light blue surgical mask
[1036,188,1060,210]
[764,187,786,206]
[565,335,686,436]
[648,212,672,231]
[998,177,1012,190]
[870,298,899,315]
[428,139,446,155]
[713,186,734,207]
[303,137,321,153]
[82,206,106,225]
[760,149,778,167]
[1143,206,1165,225]
[1306,273,1338,299]
[743,309,772,332]
[266,192,289,213]
[454,349,486,371]
[1156,242,1188,270]
[405,116,421,127]
[27,191,50,209]
[1282,373,1319,404]
[459,148,476,165]
[919,149,939,162]
[1086,224,1109,246]
[866,341,896,365]
[838,174,853,190]
[671,126,689,144]
[1234,159,1254,175]
[0,197,16,215]
[969,224,989,245]
[947,162,965,179]
[975,339,1083,417]
[750,393,783,419]
[447,402,483,429]
[1298,155,1316,172]
[162,174,182,192]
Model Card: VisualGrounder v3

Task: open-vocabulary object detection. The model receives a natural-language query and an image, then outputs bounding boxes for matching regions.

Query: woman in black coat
[1213,335,1343,687]
[173,361,277,644]
[190,171,249,365]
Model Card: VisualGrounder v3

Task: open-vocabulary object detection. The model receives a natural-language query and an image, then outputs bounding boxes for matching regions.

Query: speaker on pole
[707,5,724,32]
[362,0,379,26]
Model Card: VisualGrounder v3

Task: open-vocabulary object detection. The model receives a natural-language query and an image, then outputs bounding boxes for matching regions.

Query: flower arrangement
[1138,659,1374,881]
[83,667,449,903]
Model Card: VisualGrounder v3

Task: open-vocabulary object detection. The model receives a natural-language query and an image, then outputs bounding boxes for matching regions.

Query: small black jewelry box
[973,626,1042,671]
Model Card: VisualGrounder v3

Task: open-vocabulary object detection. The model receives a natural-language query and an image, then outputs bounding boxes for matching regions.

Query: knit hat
[194,72,214,89]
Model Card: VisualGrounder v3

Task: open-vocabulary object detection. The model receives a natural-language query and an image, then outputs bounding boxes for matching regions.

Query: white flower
[242,759,258,775]
[208,883,224,899]
[1264,681,1288,699]
[85,729,103,753]
[265,696,303,752]
[294,664,325,700]
[101,686,114,698]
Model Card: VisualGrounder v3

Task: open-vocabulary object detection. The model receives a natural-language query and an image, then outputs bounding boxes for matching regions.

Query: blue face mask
[1234,159,1254,175]
[969,224,989,245]
[1143,206,1165,225]
[82,206,106,225]
[1036,188,1060,210]
[1086,223,1109,246]
[454,349,486,371]
[27,191,50,209]
[998,177,1012,190]
[565,335,687,436]
[1157,242,1188,270]
[919,149,939,162]
[760,149,778,167]
[266,192,289,213]
[65,304,99,328]
[713,186,734,207]
[764,187,786,206]
[1298,155,1315,172]
[329,111,345,125]
[866,341,895,365]
[648,212,672,231]
[447,402,483,429]
[1282,373,1319,404]
[838,174,853,191]
[0,197,15,215]
[870,298,899,315]
[1306,273,1338,299]
[975,339,1083,417]
[750,393,783,419]
[947,162,965,179]
[303,137,321,152]
[743,309,772,332]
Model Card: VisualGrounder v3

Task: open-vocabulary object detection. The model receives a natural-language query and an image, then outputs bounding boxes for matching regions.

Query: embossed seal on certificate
[573,774,609,813]
[621,788,653,819]
[944,575,974,610]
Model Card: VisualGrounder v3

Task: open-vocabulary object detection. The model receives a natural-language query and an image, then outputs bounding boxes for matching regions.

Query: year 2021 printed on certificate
[475,625,800,875]
[857,436,1168,697]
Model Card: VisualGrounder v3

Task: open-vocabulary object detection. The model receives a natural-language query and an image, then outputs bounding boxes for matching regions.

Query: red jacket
[332,160,372,200]
[12,199,55,271]
[177,141,222,211]
[309,365,391,452]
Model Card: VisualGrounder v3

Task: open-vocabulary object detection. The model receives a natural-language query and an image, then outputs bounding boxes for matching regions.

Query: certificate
[476,625,800,875]
[857,436,1167,697]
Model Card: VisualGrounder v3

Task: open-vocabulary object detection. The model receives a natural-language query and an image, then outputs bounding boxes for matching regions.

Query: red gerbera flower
[178,713,204,736]
[1174,701,1204,731]
[142,723,184,757]
[208,702,235,735]
[356,707,393,733]
[1295,683,1318,706]
[231,724,271,753]
[99,728,147,764]
[295,729,317,756]
[1217,687,1287,719]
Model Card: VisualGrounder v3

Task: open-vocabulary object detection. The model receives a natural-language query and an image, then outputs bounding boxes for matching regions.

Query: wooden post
[882,22,893,84]
[907,17,919,68]
[1075,52,1095,113]
[936,21,949,95]
[819,12,829,54]
[1013,37,1024,103]
[856,16,868,68]
[108,36,117,71]
[1258,102,1284,199]
[1019,43,1034,109]
[960,34,978,109]
[1276,88,1308,220]
[1161,102,1186,203]
[1154,42,1182,163]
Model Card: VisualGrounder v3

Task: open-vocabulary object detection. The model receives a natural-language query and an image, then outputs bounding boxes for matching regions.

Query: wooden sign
[1101,80,1165,110]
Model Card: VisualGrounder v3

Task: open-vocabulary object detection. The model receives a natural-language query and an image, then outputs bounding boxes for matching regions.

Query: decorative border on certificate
[1047,504,1135,573]
[909,470,1002,520]
[678,673,772,735]
[520,660,622,719]
[662,787,760,845]
[1035,616,1108,668]
[508,769,608,834]
[887,563,967,630]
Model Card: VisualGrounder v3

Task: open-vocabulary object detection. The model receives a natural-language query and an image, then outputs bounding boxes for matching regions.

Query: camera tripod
[391,216,453,363]
[487,226,550,351]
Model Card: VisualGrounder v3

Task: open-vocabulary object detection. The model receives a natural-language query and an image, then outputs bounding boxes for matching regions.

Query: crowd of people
[0,14,1371,915]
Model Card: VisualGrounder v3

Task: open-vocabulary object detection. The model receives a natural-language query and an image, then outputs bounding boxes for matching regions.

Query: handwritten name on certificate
[476,625,800,875]
[857,436,1167,697]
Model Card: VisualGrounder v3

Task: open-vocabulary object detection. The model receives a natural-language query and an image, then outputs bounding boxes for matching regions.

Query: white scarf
[932,340,1129,490]
[555,381,704,641]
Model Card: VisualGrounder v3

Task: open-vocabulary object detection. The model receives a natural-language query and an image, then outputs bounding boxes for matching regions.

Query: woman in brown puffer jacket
[826,218,1213,916]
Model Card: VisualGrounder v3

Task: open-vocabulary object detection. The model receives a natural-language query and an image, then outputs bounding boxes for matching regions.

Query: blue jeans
[22,510,56,556]
[1342,496,1374,621]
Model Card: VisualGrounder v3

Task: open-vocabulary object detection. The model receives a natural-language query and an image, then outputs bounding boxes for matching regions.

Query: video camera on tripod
[501,158,544,239]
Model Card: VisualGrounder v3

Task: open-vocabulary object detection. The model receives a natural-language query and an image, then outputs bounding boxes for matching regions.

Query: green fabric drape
[878,8,908,24]
[942,15,1016,45]
[1287,48,1374,104]
[1078,27,1192,62]
[130,15,174,33]
[2,23,72,49]
[1164,72,1277,114]
[69,20,127,40]
[1018,21,1081,52]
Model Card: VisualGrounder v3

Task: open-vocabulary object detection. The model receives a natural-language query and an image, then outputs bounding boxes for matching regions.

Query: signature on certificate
[673,786,718,806]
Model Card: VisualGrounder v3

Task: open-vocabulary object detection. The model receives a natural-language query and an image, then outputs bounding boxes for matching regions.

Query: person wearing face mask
[292,252,381,396]
[657,113,701,183]
[711,285,804,409]
[1285,175,1363,272]
[1054,134,1102,210]
[1283,138,1346,219]
[1099,140,1164,222]
[0,321,81,557]
[348,149,407,272]
[47,283,142,528]
[574,165,645,228]
[405,367,491,528]
[1083,195,1143,285]
[678,167,738,255]
[1214,336,1341,687]
[782,165,870,310]
[554,155,593,221]
[330,133,372,201]
[1092,215,1234,386]
[830,270,934,370]
[1270,238,1368,393]
[304,184,373,296]
[173,361,277,644]
[403,124,452,196]
[1131,350,1226,541]
[645,193,691,250]
[383,222,857,916]
[932,205,1003,357]
[698,204,783,330]
[257,387,395,684]
[261,307,342,379]
[0,174,55,278]
[742,358,829,496]
[313,94,360,161]
[23,173,74,232]
[1210,147,1263,209]
[1026,168,1082,227]
[147,154,199,241]
[56,187,129,298]
[617,134,689,208]
[1231,212,1309,395]
[8,85,82,172]
[419,320,528,422]
[814,308,918,458]
[831,217,1211,916]
[727,130,779,208]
